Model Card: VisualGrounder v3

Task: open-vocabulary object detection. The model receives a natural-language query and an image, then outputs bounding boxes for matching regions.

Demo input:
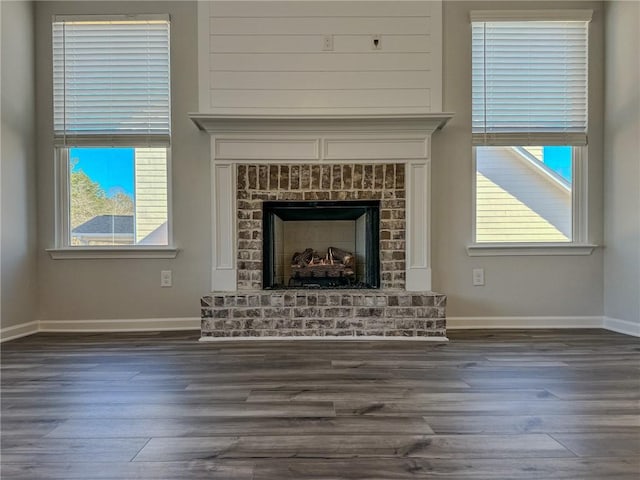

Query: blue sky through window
[70,148,135,197]
[542,146,572,183]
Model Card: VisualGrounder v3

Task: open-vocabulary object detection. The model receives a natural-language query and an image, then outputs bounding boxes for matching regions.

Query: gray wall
[1,1,38,330]
[33,1,606,323]
[603,1,640,325]
[431,1,604,319]
[35,2,210,321]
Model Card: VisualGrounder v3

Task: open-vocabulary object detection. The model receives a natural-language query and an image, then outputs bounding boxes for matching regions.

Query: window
[475,146,575,243]
[470,11,592,250]
[52,15,172,251]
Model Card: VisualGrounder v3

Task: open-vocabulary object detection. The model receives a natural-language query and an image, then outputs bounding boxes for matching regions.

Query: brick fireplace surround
[191,114,452,341]
[237,163,405,290]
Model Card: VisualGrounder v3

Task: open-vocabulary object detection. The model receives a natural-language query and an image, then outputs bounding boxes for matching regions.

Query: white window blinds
[53,15,170,147]
[471,12,591,146]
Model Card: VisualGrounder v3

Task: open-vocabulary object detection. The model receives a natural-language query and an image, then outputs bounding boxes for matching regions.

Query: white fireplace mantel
[189,113,453,136]
[190,112,454,292]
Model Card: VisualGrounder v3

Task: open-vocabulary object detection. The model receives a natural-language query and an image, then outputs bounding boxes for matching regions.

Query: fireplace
[191,113,452,340]
[235,163,407,291]
[262,200,380,289]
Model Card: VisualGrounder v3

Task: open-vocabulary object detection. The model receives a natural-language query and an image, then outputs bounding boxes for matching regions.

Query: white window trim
[46,247,179,260]
[466,243,597,257]
[469,10,593,22]
[50,147,177,260]
[468,146,597,257]
[50,14,175,259]
[468,10,596,256]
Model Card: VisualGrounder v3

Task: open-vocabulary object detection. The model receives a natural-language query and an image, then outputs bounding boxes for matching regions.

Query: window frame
[47,14,177,259]
[467,10,596,256]
[469,145,594,256]
[49,147,177,259]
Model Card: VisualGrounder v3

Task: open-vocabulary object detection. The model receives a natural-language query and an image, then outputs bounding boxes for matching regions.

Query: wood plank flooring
[1,329,639,479]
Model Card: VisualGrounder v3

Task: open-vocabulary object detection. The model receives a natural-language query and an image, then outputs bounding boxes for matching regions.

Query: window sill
[47,247,179,260]
[466,243,598,257]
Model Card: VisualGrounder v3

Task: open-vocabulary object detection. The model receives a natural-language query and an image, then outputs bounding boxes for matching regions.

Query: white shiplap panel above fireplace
[198,1,443,115]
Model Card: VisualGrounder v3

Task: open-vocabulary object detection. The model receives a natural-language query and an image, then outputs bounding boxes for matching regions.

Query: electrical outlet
[371,34,382,50]
[161,270,172,288]
[472,268,485,286]
[322,34,333,51]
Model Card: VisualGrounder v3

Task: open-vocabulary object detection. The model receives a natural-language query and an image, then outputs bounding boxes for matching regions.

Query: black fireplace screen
[262,200,380,289]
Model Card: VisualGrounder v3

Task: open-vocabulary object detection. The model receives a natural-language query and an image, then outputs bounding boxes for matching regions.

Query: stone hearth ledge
[200,290,447,341]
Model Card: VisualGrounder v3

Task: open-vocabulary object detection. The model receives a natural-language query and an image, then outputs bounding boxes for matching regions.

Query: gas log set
[290,247,355,287]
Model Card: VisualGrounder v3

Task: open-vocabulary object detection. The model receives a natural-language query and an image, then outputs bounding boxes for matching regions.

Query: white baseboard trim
[39,317,200,333]
[447,316,603,330]
[200,335,449,342]
[4,316,638,340]
[0,321,39,343]
[603,316,640,337]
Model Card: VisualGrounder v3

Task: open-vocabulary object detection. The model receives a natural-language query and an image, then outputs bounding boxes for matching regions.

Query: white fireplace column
[190,114,453,292]
[406,160,432,291]
[211,161,237,291]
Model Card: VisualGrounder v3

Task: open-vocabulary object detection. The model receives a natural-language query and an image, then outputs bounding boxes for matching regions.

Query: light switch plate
[472,268,485,286]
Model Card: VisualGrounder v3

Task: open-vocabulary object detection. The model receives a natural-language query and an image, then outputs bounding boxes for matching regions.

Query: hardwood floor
[1,329,639,479]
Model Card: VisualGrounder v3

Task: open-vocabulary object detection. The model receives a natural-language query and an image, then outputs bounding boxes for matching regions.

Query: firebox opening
[263,201,380,289]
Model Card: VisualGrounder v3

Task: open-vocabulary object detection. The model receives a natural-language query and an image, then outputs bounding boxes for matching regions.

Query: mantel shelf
[189,112,454,136]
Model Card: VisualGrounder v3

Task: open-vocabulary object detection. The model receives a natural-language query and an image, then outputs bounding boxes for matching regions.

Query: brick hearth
[201,290,446,338]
